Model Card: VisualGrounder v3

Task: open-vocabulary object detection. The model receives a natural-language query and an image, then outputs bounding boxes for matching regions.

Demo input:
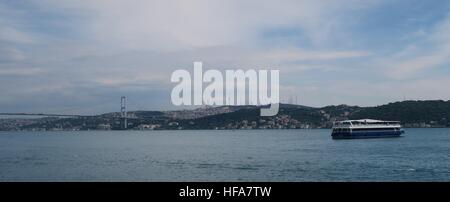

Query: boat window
[352,128,397,131]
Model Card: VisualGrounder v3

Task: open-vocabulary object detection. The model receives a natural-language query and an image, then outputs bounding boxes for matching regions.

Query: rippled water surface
[0,129,449,181]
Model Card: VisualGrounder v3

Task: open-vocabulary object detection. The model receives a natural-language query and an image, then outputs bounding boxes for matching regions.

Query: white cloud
[283,76,450,107]
[0,47,26,62]
[0,4,36,44]
[259,48,370,61]
[33,0,377,51]
[0,26,35,44]
[383,13,450,79]
[388,51,450,79]
[0,68,43,76]
[2,0,450,113]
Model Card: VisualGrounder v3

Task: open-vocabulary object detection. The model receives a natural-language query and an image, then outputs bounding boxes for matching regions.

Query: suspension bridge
[0,96,129,129]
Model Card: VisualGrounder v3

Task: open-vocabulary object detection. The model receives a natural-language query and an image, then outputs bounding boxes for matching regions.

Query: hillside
[349,100,450,127]
[181,100,450,129]
[2,100,450,130]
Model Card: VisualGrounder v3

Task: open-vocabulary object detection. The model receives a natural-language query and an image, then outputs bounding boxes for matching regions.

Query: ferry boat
[331,119,404,139]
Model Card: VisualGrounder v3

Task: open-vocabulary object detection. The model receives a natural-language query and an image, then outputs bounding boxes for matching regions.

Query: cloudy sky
[1,0,450,114]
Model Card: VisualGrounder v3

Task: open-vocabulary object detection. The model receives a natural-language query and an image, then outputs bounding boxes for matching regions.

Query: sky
[1,0,450,114]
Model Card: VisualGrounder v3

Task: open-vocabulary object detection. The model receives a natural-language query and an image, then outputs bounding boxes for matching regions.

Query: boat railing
[333,122,401,128]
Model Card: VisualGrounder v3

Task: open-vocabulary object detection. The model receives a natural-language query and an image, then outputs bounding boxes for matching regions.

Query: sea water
[0,128,449,181]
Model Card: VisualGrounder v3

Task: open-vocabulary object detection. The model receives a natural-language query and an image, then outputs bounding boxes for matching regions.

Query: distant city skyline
[1,0,450,115]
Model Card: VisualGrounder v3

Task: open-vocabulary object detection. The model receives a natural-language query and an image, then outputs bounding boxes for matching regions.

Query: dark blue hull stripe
[332,131,403,139]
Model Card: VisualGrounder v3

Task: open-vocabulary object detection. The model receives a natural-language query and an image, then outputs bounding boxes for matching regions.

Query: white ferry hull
[331,119,405,139]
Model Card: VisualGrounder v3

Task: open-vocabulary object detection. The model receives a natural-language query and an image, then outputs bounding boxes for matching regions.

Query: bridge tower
[121,96,127,129]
